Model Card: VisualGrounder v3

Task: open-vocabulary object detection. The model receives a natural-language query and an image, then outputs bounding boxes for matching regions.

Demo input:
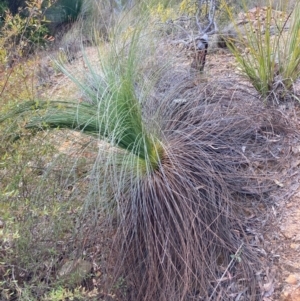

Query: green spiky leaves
[223,0,300,101]
[0,22,164,172]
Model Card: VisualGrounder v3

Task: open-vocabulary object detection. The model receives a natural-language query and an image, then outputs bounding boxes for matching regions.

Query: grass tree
[0,10,290,301]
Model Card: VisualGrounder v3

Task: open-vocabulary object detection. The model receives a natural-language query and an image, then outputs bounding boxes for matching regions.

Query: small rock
[285,274,299,285]
[58,259,92,286]
[292,146,300,154]
[295,234,300,242]
[0,220,4,228]
[282,287,300,301]
[290,243,300,250]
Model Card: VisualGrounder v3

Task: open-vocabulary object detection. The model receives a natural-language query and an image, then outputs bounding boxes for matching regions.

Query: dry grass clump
[94,80,290,300]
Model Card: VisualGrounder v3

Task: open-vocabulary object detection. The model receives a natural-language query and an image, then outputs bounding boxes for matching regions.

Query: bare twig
[208,243,244,301]
[196,0,218,35]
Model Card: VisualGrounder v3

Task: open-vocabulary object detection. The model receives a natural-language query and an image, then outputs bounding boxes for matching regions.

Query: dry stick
[171,0,217,48]
[196,0,217,35]
[0,67,14,98]
[208,243,244,301]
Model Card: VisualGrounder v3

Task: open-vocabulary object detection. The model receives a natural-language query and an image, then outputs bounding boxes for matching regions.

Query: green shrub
[43,286,87,301]
[223,0,300,102]
[44,0,83,30]
[0,0,8,27]
[0,0,50,57]
[7,0,27,15]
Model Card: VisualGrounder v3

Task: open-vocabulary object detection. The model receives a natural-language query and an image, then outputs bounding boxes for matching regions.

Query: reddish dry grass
[90,80,292,301]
